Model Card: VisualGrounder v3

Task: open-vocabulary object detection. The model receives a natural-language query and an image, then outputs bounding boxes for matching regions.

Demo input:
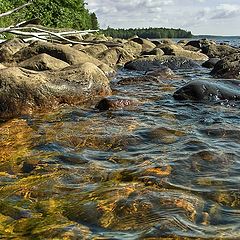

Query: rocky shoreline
[0,35,239,119]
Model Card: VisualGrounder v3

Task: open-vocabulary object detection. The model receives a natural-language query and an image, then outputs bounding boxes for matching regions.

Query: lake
[0,37,240,239]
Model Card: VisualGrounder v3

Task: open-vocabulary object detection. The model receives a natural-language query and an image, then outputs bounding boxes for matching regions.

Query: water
[0,38,240,239]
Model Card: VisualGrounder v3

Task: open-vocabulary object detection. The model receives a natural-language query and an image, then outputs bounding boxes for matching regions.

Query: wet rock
[117,75,162,85]
[13,41,102,66]
[96,96,138,111]
[125,55,200,71]
[19,53,70,71]
[173,80,240,101]
[143,127,185,144]
[202,58,220,69]
[21,159,40,173]
[0,63,111,119]
[146,66,179,80]
[210,53,240,79]
[97,47,134,67]
[131,37,156,52]
[0,38,27,63]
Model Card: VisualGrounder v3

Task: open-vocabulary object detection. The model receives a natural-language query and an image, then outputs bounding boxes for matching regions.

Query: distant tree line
[0,0,99,30]
[102,27,193,39]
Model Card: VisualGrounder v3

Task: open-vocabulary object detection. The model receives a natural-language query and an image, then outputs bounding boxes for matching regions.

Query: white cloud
[211,4,240,19]
[85,0,240,35]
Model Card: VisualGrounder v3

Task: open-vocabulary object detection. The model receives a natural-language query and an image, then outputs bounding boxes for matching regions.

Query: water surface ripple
[0,65,240,239]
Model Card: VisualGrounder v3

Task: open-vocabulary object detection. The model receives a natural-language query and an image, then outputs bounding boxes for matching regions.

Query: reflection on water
[0,66,240,239]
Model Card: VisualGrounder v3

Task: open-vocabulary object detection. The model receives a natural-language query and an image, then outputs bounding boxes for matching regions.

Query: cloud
[85,0,240,35]
[211,4,240,19]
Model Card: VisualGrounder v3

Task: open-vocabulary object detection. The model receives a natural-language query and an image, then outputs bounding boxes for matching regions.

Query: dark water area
[0,39,240,239]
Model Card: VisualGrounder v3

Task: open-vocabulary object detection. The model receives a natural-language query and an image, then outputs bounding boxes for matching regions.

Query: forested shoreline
[101,27,193,39]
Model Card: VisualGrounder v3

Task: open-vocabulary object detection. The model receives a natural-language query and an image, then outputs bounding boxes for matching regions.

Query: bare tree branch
[0,1,33,18]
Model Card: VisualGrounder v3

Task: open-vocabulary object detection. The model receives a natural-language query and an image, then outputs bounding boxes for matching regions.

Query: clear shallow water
[0,42,240,239]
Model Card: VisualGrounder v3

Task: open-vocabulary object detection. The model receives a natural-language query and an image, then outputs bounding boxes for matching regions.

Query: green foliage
[102,27,193,39]
[0,0,99,30]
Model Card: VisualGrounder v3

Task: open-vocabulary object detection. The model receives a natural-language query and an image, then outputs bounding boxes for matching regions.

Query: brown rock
[96,96,138,111]
[19,53,70,71]
[122,40,142,56]
[0,63,111,119]
[13,41,103,66]
[0,63,7,70]
[131,37,156,52]
[98,47,134,67]
[0,38,27,63]
[211,53,240,79]
[81,44,108,58]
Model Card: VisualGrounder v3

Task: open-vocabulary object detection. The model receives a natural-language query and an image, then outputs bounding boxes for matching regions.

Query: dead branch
[0,1,33,18]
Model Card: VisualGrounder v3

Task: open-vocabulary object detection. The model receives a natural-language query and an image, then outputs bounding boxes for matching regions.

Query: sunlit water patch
[0,65,240,239]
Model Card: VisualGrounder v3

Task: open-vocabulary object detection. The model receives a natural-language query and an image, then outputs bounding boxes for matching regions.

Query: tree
[90,12,99,30]
[0,0,99,30]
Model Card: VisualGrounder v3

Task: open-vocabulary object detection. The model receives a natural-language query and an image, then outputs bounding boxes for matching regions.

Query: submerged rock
[96,96,138,111]
[117,75,162,85]
[146,66,179,80]
[173,80,240,101]
[0,63,111,119]
[210,53,240,79]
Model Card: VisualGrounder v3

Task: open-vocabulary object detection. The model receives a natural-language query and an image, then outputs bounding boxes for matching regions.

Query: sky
[85,0,240,36]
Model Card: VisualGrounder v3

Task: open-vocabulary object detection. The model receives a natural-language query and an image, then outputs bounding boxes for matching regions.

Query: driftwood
[0,2,99,45]
[0,1,33,18]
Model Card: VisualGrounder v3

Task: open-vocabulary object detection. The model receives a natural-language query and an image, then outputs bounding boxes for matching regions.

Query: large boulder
[141,48,164,57]
[19,53,70,71]
[0,63,111,119]
[81,44,108,58]
[124,55,200,71]
[173,80,240,101]
[202,58,220,69]
[122,40,142,56]
[0,63,6,70]
[202,44,239,58]
[158,44,208,61]
[97,47,134,67]
[210,53,240,79]
[130,37,156,52]
[0,38,27,63]
[13,41,103,66]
